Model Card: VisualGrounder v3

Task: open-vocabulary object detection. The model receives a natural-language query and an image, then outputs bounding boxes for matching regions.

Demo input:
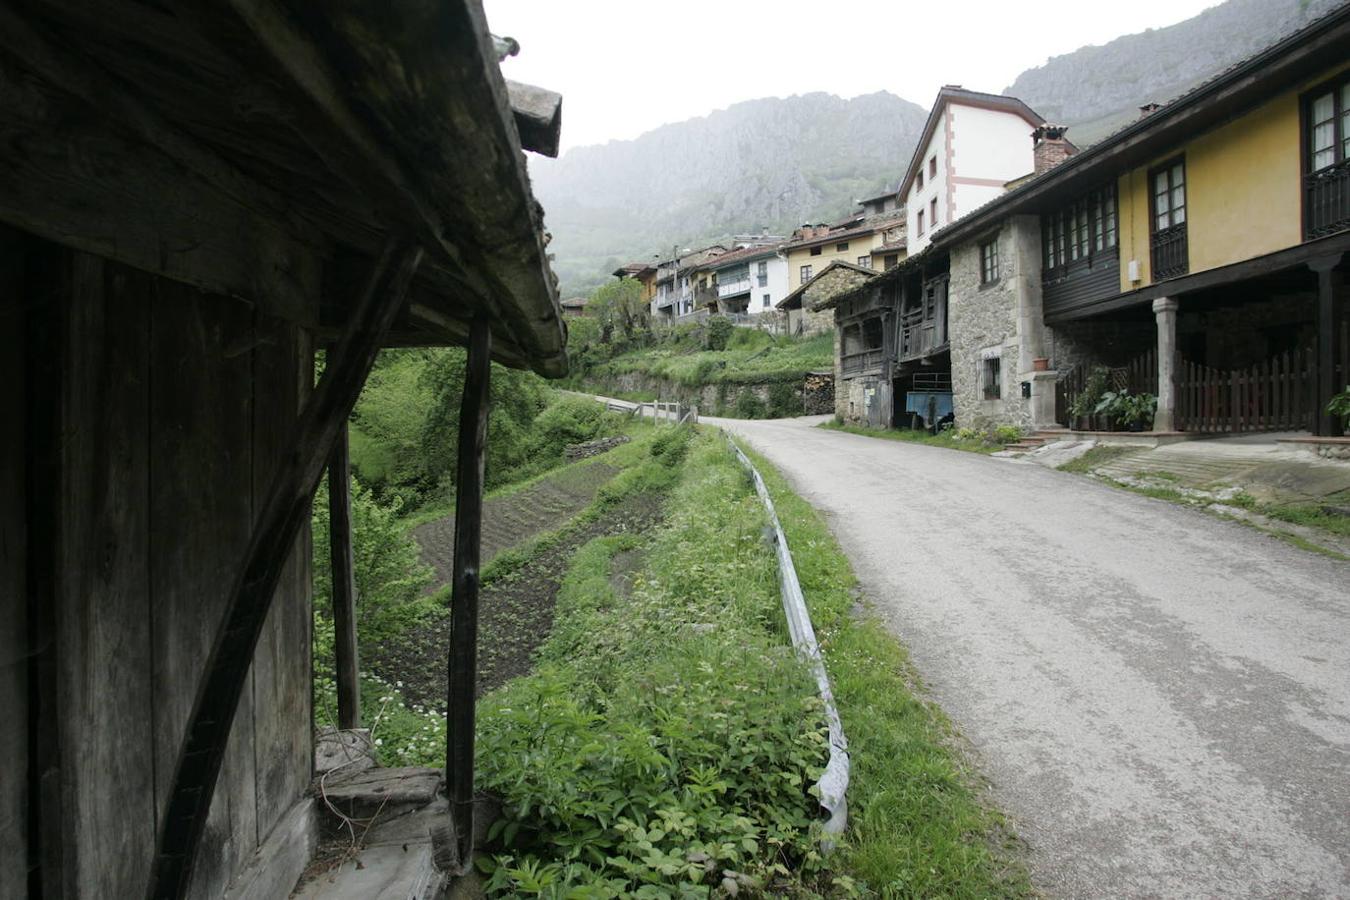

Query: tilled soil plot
[371,492,664,708]
[411,461,620,589]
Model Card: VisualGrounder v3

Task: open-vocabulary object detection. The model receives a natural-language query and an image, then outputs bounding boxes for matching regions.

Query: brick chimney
[1032,124,1075,176]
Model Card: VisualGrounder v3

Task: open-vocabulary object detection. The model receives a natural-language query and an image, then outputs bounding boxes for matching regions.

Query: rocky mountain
[539,0,1348,297]
[531,92,928,297]
[1007,0,1345,144]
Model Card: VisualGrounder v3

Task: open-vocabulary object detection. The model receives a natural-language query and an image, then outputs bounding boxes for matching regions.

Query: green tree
[588,278,649,345]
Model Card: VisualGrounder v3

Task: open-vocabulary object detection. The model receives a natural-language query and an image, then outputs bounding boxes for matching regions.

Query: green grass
[1258,500,1350,538]
[398,417,659,532]
[819,421,1006,455]
[591,331,834,387]
[1054,444,1140,474]
[739,442,1031,897]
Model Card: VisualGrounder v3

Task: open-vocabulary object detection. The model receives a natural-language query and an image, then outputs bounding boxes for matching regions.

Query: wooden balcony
[841,348,883,376]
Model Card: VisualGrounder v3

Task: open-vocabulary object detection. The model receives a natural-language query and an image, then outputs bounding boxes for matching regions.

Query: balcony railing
[717,278,752,298]
[1305,159,1350,239]
[841,348,883,376]
[1150,223,1188,280]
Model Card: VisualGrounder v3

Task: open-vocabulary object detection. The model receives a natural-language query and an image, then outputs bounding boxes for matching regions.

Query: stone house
[778,260,878,339]
[900,86,1065,255]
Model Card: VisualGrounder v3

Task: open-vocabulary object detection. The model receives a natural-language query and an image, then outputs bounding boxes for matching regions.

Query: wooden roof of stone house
[0,0,568,375]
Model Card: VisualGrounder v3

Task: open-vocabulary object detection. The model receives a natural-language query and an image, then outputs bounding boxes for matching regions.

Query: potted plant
[1069,366,1110,431]
[1329,386,1350,433]
[1094,390,1157,431]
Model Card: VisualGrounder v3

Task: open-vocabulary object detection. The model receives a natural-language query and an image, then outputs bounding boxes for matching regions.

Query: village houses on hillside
[612,5,1348,446]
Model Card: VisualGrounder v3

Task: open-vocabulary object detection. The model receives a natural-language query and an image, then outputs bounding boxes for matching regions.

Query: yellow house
[611,261,659,304]
[934,7,1350,438]
[783,215,906,293]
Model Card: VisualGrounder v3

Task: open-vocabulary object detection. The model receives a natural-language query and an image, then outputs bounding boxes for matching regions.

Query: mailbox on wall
[1021,381,1031,399]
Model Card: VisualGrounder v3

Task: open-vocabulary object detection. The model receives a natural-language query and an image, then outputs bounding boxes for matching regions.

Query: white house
[901,87,1057,254]
[707,245,789,316]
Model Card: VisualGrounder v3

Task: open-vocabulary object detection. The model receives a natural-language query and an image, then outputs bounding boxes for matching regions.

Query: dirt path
[711,414,1350,899]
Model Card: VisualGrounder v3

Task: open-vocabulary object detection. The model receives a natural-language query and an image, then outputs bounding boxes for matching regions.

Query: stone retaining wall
[587,371,833,419]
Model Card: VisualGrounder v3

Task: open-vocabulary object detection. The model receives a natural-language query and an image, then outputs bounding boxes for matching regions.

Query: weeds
[475,434,834,896]
[819,421,1006,455]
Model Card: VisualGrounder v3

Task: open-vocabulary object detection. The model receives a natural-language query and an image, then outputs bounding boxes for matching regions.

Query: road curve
[712,416,1350,899]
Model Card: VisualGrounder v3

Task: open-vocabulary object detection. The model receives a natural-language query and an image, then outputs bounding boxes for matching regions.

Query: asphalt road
[712,415,1350,899]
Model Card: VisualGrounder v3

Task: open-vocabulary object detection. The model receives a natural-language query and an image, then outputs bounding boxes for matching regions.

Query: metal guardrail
[725,433,849,840]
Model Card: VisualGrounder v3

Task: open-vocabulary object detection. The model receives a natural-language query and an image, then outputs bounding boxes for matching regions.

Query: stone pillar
[1028,371,1058,429]
[1152,296,1179,432]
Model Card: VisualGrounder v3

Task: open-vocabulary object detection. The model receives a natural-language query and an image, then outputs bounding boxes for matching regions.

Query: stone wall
[589,370,831,419]
[948,216,1047,431]
[1049,318,1154,375]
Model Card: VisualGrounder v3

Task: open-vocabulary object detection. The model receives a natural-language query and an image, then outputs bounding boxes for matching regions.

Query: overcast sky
[484,0,1223,153]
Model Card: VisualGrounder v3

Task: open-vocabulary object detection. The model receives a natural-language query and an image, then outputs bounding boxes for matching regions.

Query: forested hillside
[530,91,927,296]
[535,0,1347,297]
[1006,0,1345,144]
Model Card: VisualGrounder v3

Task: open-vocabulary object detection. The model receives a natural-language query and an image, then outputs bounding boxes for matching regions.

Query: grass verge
[473,429,844,896]
[739,442,1031,897]
[819,420,1007,455]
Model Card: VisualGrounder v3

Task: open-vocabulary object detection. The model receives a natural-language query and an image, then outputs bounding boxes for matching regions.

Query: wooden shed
[0,1,564,897]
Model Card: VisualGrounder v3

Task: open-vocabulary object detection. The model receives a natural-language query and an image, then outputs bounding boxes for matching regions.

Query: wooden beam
[147,240,423,900]
[446,314,492,873]
[506,80,562,158]
[1311,256,1343,437]
[328,422,361,730]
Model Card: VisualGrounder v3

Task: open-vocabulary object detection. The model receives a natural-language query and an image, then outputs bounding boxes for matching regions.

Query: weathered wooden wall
[1,228,29,900]
[17,239,315,898]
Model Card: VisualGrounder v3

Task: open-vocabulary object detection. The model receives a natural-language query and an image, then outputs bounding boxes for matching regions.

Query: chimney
[1032,124,1075,176]
[1138,102,1163,119]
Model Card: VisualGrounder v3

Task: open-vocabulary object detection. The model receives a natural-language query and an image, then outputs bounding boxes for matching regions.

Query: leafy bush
[704,315,735,351]
[649,424,694,466]
[477,656,827,897]
[1327,385,1350,424]
[767,382,803,418]
[735,390,768,419]
[992,424,1023,444]
[1094,390,1156,430]
[531,396,608,459]
[1068,365,1112,419]
[475,436,831,897]
[311,475,435,672]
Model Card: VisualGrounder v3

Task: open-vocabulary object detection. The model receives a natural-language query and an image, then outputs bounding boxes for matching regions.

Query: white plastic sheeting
[726,435,850,838]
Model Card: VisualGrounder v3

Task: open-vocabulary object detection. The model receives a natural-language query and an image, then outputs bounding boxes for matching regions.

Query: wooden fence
[1176,349,1316,433]
[1055,349,1156,427]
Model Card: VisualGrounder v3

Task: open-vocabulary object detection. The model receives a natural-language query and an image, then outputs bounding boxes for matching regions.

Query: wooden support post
[328,421,360,730]
[147,240,423,900]
[1311,256,1342,436]
[446,314,492,873]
